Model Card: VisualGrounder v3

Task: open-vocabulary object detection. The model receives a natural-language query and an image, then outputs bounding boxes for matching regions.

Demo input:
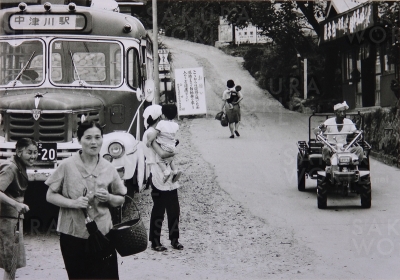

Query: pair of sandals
[152,242,184,252]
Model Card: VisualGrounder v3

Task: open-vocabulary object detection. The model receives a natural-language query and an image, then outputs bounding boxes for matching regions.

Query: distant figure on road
[143,105,184,252]
[0,138,38,280]
[313,101,363,166]
[146,104,182,183]
[221,80,243,138]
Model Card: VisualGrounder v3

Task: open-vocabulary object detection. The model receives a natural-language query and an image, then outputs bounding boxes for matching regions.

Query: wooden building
[320,0,398,109]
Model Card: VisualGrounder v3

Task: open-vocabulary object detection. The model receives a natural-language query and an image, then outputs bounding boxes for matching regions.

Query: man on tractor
[313,101,364,166]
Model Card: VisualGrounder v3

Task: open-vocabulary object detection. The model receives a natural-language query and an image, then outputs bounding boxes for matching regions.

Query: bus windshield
[0,39,44,87]
[50,39,123,87]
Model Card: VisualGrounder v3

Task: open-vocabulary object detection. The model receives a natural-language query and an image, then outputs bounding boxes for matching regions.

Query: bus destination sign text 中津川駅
[10,14,86,30]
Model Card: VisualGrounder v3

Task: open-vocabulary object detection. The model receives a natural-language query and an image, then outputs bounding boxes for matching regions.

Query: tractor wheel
[297,153,306,191]
[359,175,372,208]
[317,174,328,209]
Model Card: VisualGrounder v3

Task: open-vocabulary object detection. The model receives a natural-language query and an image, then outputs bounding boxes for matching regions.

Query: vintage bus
[0,0,154,190]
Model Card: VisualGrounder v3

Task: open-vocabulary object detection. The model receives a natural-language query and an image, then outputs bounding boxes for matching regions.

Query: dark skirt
[60,233,119,280]
[225,104,240,124]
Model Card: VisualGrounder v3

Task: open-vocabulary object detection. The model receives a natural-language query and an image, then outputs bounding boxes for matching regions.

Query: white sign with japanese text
[174,67,207,117]
[10,14,85,30]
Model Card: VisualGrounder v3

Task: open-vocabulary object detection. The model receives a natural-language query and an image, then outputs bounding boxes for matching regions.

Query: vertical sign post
[158,49,171,96]
[174,67,207,118]
[152,0,159,104]
[304,58,307,100]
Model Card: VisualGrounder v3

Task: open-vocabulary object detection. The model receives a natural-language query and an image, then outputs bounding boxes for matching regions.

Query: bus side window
[127,48,140,89]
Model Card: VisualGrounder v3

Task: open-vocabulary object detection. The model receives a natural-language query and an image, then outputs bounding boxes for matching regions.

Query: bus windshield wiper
[12,51,35,86]
[69,50,86,87]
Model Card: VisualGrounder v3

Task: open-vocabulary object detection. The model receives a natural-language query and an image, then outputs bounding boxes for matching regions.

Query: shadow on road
[320,205,369,210]
[23,182,59,234]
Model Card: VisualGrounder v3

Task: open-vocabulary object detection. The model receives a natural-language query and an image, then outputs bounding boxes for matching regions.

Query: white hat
[143,105,162,129]
[334,101,349,111]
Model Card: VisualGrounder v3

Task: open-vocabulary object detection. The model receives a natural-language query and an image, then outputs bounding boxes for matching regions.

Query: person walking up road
[221,80,243,138]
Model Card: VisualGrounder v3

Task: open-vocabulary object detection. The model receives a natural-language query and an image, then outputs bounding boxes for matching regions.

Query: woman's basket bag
[220,113,229,127]
[108,195,148,257]
[215,111,224,121]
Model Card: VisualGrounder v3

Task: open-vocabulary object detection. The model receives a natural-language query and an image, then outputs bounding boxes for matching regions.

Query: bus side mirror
[136,79,154,102]
[144,79,154,102]
[136,88,143,101]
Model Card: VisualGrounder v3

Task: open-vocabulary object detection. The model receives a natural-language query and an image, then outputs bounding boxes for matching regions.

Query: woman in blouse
[45,121,126,280]
[0,138,38,280]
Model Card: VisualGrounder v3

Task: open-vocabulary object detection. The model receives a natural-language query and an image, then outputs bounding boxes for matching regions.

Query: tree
[139,0,222,45]
[224,1,326,102]
[225,1,326,55]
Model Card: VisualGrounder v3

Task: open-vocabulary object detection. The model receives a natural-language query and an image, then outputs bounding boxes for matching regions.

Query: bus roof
[0,4,147,39]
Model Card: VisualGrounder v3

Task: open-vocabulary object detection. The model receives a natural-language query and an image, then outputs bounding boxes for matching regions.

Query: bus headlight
[103,154,113,162]
[108,142,125,159]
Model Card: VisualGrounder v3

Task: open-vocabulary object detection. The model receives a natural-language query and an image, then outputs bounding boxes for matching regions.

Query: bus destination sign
[10,14,86,30]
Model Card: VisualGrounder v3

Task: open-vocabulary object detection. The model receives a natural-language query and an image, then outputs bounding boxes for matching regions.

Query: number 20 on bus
[37,143,57,162]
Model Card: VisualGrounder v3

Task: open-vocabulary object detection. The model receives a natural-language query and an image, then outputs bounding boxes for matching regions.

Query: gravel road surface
[12,35,400,280]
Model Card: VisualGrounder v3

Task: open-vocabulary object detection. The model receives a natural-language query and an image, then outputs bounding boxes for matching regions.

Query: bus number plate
[37,143,57,162]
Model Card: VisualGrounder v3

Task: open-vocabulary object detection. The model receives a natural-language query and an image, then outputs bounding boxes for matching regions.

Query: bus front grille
[8,112,68,142]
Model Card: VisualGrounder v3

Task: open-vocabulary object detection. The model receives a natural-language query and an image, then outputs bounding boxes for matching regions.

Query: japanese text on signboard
[10,14,85,30]
[321,3,374,43]
[174,67,207,117]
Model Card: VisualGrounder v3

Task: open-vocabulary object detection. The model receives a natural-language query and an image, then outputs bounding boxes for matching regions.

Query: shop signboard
[320,2,375,43]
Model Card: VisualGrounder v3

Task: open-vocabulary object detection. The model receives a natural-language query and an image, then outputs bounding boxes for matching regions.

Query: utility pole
[303,58,307,99]
[152,0,159,104]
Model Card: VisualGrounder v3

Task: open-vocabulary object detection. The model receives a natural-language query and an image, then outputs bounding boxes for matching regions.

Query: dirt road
[164,36,400,280]
[13,36,400,280]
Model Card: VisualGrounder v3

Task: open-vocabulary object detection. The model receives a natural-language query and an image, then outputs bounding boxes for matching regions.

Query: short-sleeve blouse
[44,152,126,239]
[0,156,28,218]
